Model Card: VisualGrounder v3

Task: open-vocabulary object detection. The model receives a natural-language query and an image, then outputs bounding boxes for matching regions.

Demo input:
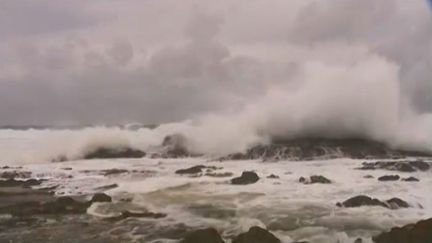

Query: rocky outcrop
[180,228,225,243]
[232,226,281,243]
[0,178,43,188]
[373,218,432,243]
[84,147,146,159]
[337,195,410,209]
[231,171,259,185]
[358,160,431,172]
[223,138,431,161]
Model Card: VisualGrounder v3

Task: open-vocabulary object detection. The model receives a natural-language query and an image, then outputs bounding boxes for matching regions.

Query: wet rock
[232,226,281,243]
[409,160,430,171]
[402,177,419,182]
[231,171,259,185]
[84,147,146,159]
[109,210,166,221]
[299,177,307,183]
[101,169,129,176]
[0,171,32,179]
[337,195,409,209]
[310,175,331,184]
[299,175,331,184]
[378,175,400,181]
[222,138,432,161]
[354,238,363,243]
[0,179,43,188]
[337,195,388,208]
[91,193,112,203]
[160,133,191,158]
[176,165,206,175]
[386,198,409,209]
[363,175,374,179]
[180,228,225,243]
[205,172,233,178]
[267,174,280,179]
[373,218,432,243]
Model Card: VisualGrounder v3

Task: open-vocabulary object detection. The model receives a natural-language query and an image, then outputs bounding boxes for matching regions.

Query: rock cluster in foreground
[373,218,432,243]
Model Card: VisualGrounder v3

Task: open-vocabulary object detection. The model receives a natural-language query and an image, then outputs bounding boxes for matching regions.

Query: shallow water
[0,156,429,243]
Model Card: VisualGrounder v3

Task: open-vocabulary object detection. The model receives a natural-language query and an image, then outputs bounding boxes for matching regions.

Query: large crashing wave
[0,54,431,163]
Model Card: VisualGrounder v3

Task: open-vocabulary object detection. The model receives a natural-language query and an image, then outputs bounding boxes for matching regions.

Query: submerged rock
[373,218,432,243]
[180,228,225,243]
[205,172,233,178]
[231,171,259,185]
[378,175,400,181]
[299,175,332,184]
[84,147,146,159]
[232,226,281,243]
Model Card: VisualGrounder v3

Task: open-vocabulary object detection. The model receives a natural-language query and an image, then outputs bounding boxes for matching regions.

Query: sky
[0,0,431,126]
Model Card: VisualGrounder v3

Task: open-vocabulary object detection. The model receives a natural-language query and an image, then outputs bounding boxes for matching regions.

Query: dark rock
[205,172,233,178]
[354,238,363,243]
[338,195,388,208]
[409,160,430,171]
[0,171,32,179]
[90,193,112,203]
[373,218,432,243]
[267,174,280,179]
[231,171,259,185]
[358,160,431,173]
[299,175,331,184]
[161,133,191,158]
[386,198,409,209]
[176,165,206,175]
[221,138,432,161]
[108,210,167,221]
[363,175,374,179]
[0,179,43,188]
[395,163,415,172]
[338,195,410,209]
[232,226,281,243]
[402,177,419,182]
[180,228,225,243]
[310,175,331,184]
[101,169,129,176]
[378,175,400,181]
[84,147,146,159]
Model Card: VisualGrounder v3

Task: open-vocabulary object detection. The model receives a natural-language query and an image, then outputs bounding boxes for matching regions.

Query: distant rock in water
[378,175,400,181]
[84,147,146,160]
[373,218,432,243]
[151,133,200,158]
[337,195,410,209]
[222,138,432,161]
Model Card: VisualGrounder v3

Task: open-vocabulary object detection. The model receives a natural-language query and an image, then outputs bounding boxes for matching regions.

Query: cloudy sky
[0,0,431,126]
